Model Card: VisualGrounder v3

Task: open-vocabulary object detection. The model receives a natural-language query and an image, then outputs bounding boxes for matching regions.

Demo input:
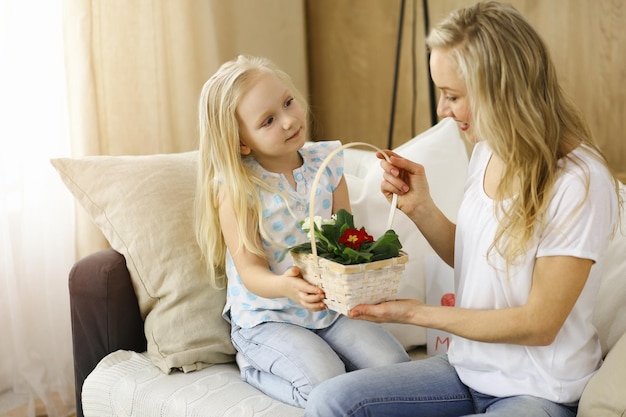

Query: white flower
[300,215,336,238]
[301,215,322,232]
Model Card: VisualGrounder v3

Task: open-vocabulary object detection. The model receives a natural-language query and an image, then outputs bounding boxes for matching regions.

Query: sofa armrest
[69,248,147,417]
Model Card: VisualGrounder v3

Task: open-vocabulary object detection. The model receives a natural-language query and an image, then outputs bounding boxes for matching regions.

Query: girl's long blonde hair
[194,55,309,288]
[427,1,622,268]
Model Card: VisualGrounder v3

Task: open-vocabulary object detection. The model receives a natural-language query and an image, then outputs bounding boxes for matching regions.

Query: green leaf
[335,209,354,229]
[288,242,313,254]
[341,247,374,264]
[368,230,402,258]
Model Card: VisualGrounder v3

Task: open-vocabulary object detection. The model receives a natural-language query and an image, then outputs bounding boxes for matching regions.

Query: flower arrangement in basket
[289,142,409,315]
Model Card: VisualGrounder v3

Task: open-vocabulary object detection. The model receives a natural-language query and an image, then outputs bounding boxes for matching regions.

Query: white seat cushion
[82,350,304,417]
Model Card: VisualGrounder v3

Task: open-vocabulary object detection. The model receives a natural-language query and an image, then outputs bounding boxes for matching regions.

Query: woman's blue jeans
[304,354,578,417]
[231,315,410,408]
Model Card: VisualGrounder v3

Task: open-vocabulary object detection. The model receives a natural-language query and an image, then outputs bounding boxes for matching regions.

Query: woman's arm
[378,151,456,266]
[218,190,326,311]
[350,255,592,346]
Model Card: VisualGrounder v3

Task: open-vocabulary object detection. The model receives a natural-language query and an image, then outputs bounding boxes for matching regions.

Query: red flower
[339,227,374,250]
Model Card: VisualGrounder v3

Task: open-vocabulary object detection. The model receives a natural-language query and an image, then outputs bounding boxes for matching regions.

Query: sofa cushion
[592,181,626,356]
[82,350,304,417]
[345,117,468,348]
[52,152,236,374]
[578,330,626,416]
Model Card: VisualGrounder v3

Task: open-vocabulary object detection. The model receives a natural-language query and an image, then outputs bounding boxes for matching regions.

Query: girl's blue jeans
[231,315,410,408]
[304,354,578,417]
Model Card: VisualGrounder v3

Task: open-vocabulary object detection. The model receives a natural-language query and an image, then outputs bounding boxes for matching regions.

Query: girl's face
[236,72,306,166]
[430,48,476,143]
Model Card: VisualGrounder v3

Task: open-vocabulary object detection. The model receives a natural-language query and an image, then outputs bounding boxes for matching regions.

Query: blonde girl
[305,2,622,416]
[194,55,409,408]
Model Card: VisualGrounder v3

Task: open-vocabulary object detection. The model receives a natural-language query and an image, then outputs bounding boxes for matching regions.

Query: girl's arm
[350,255,592,346]
[378,151,456,266]
[218,190,326,311]
[332,175,351,214]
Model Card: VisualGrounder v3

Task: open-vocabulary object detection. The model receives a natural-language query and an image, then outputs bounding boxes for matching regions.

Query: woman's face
[430,48,476,143]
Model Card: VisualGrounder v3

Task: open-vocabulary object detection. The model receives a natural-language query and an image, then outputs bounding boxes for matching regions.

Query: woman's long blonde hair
[427,1,622,267]
[194,55,309,288]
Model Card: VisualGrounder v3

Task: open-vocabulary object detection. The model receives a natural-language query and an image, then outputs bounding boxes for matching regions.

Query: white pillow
[345,117,469,348]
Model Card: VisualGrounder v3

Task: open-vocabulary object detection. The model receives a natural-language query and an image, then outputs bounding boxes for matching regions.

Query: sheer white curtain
[0,0,76,416]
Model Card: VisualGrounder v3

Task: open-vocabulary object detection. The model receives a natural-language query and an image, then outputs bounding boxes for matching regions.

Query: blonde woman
[305,2,622,416]
[194,55,409,408]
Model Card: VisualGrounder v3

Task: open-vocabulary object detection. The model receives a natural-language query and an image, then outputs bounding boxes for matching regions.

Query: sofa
[54,118,626,417]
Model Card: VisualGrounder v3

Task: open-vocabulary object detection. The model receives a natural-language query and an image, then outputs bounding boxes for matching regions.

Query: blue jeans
[304,355,578,417]
[231,315,410,408]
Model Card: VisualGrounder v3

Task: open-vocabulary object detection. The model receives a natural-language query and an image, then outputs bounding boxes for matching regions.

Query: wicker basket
[290,142,408,315]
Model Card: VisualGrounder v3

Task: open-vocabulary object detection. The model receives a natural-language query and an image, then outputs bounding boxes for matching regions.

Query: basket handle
[308,142,398,260]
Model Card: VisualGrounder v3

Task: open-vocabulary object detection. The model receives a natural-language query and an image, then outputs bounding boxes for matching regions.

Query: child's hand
[282,266,327,312]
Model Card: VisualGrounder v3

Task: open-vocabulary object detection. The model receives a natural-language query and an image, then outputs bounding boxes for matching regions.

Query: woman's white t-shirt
[448,141,618,403]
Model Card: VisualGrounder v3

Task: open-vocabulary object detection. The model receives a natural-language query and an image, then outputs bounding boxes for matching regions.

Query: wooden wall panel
[306,0,626,178]
[305,0,432,149]
[213,0,309,101]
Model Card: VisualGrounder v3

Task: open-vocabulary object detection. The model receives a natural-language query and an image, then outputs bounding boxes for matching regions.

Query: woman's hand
[348,299,423,325]
[377,150,457,267]
[281,266,327,312]
[377,150,434,221]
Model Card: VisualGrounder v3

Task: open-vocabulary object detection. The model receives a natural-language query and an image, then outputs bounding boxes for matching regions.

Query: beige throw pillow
[578,331,626,416]
[51,151,236,374]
